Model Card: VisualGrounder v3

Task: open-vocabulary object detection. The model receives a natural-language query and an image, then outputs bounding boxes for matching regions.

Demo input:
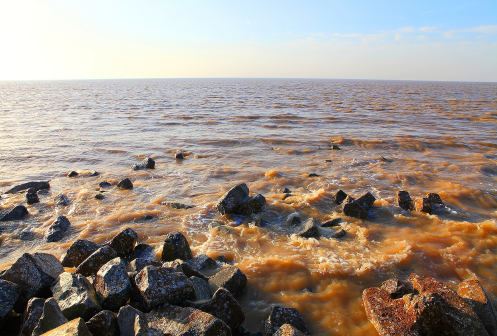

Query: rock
[333,190,347,205]
[131,164,143,171]
[380,156,393,162]
[134,266,195,310]
[94,258,131,312]
[99,182,112,188]
[31,298,69,336]
[185,254,219,272]
[356,192,376,210]
[327,226,347,239]
[54,194,70,206]
[45,215,71,243]
[146,303,231,336]
[128,258,162,273]
[342,196,369,219]
[184,287,244,329]
[232,326,252,336]
[280,187,291,194]
[90,171,99,177]
[41,318,91,336]
[131,244,156,261]
[208,265,247,297]
[141,158,155,169]
[216,183,266,216]
[273,324,307,336]
[26,189,40,205]
[0,205,29,221]
[308,173,319,177]
[322,218,342,227]
[4,181,50,194]
[51,272,101,321]
[117,305,150,336]
[0,253,64,311]
[458,279,497,336]
[396,191,415,211]
[109,227,138,259]
[95,193,105,200]
[286,213,301,226]
[0,280,19,318]
[19,297,45,336]
[75,246,118,277]
[297,218,320,238]
[61,239,101,268]
[362,274,489,336]
[419,193,445,214]
[68,171,79,177]
[163,202,194,209]
[86,310,118,336]
[161,231,193,262]
[190,276,211,301]
[232,193,266,216]
[331,144,341,150]
[144,215,154,220]
[175,152,184,160]
[117,178,133,190]
[265,305,310,336]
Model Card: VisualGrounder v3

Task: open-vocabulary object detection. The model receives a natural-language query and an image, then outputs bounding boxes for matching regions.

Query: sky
[0,0,495,81]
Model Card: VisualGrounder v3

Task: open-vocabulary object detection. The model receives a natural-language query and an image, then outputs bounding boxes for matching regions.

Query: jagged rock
[54,194,70,206]
[45,215,71,242]
[86,310,118,336]
[19,297,45,336]
[297,218,320,238]
[175,152,184,160]
[134,266,195,310]
[216,183,266,216]
[26,189,39,205]
[396,191,415,211]
[95,193,105,200]
[208,265,247,297]
[342,196,369,219]
[146,303,231,336]
[109,227,138,259]
[32,298,69,336]
[68,171,79,177]
[265,306,310,336]
[131,244,156,261]
[99,182,112,188]
[191,276,211,301]
[274,324,307,336]
[41,318,91,336]
[161,231,193,262]
[185,254,218,272]
[322,218,342,227]
[381,278,413,299]
[1,205,28,221]
[117,305,150,336]
[184,287,244,329]
[356,192,376,210]
[0,253,64,311]
[362,274,489,336]
[117,178,133,190]
[163,202,194,209]
[4,181,50,194]
[94,258,131,312]
[458,279,497,336]
[232,326,252,336]
[333,190,347,205]
[128,259,162,273]
[0,280,19,318]
[75,246,118,277]
[232,194,266,216]
[61,240,101,268]
[141,158,155,169]
[419,193,445,214]
[51,272,101,321]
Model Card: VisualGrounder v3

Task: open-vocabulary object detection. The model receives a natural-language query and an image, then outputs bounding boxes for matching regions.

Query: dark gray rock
[117,178,133,190]
[131,244,156,261]
[420,193,445,214]
[90,171,99,177]
[141,158,155,169]
[287,213,301,226]
[95,193,105,200]
[94,258,131,312]
[265,305,310,336]
[217,183,266,216]
[0,280,19,318]
[19,297,45,336]
[333,190,347,205]
[161,231,193,262]
[54,194,70,207]
[273,324,307,336]
[75,246,119,277]
[185,254,218,272]
[208,265,247,297]
[45,215,71,242]
[109,227,138,259]
[280,187,291,194]
[31,298,69,336]
[99,182,112,188]
[191,276,211,301]
[117,305,149,336]
[232,326,252,336]
[342,196,369,219]
[134,266,195,309]
[128,258,162,273]
[331,144,341,150]
[175,152,184,160]
[4,181,50,194]
[51,272,101,321]
[68,171,79,177]
[61,239,101,268]
[297,218,320,239]
[232,193,266,216]
[308,173,319,177]
[131,164,143,171]
[356,192,376,210]
[397,191,415,211]
[26,189,39,205]
[0,205,28,221]
[322,218,342,227]
[86,310,118,336]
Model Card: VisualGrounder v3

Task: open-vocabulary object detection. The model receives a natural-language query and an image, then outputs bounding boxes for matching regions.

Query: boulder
[26,189,40,205]
[321,218,342,227]
[458,279,497,336]
[273,324,307,336]
[297,218,320,238]
[185,254,219,272]
[99,182,112,188]
[419,193,445,214]
[86,310,118,336]
[134,266,195,310]
[51,272,101,321]
[333,190,347,205]
[342,196,369,219]
[75,246,118,277]
[31,298,68,336]
[41,318,92,336]
[356,192,376,210]
[117,178,133,190]
[231,193,266,216]
[130,244,156,261]
[109,227,138,259]
[190,276,211,301]
[61,239,101,268]
[216,183,266,216]
[94,258,131,312]
[117,305,150,336]
[161,231,193,262]
[208,265,247,297]
[4,181,50,194]
[0,280,19,318]
[265,305,310,336]
[45,215,71,242]
[19,297,45,336]
[0,205,29,221]
[396,191,415,211]
[146,303,231,336]
[128,258,162,273]
[54,194,70,207]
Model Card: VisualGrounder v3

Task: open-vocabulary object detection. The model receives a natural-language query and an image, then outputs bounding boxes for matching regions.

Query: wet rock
[117,305,150,336]
[68,171,79,177]
[163,202,194,209]
[146,303,231,336]
[86,310,118,336]
[232,326,252,336]
[95,193,105,200]
[117,178,133,190]
[4,181,50,194]
[144,214,154,220]
[232,193,266,216]
[362,274,489,336]
[185,254,218,272]
[287,213,301,226]
[51,272,102,321]
[131,164,143,170]
[327,226,347,239]
[216,183,266,216]
[161,231,193,262]
[208,265,247,297]
[141,157,155,169]
[297,218,320,238]
[333,189,347,205]
[321,218,342,227]
[458,279,497,336]
[356,192,376,210]
[41,317,91,336]
[45,215,71,242]
[342,196,369,219]
[89,171,99,177]
[265,305,310,336]
[26,189,39,205]
[61,239,101,268]
[54,194,70,206]
[308,173,319,177]
[134,266,195,309]
[128,258,162,273]
[1,205,28,221]
[32,298,69,336]
[274,324,307,336]
[94,258,131,312]
[380,156,393,162]
[419,193,445,214]
[280,187,291,194]
[190,276,211,301]
[99,182,112,188]
[184,287,245,329]
[331,144,341,150]
[209,221,235,235]
[0,280,19,318]
[396,191,415,211]
[19,297,45,336]
[380,278,413,299]
[131,244,156,261]
[75,246,119,277]
[109,227,138,259]
[175,152,184,160]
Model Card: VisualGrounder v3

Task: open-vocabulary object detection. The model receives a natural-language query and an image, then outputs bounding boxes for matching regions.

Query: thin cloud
[463,25,497,34]
[419,27,437,33]
[399,27,414,33]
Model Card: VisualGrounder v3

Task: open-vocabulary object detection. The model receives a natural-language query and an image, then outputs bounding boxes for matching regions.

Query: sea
[0,78,496,335]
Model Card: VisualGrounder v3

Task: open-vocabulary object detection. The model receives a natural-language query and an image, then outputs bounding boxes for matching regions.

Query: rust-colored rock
[458,279,497,336]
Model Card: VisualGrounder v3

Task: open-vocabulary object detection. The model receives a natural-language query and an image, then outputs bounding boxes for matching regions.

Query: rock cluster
[216,183,266,216]
[131,157,155,170]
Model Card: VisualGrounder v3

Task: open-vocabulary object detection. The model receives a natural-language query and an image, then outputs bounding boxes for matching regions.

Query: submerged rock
[45,215,71,242]
[396,191,415,211]
[0,205,28,221]
[419,193,445,214]
[297,218,320,238]
[86,310,118,336]
[95,193,105,200]
[216,183,266,216]
[117,178,133,190]
[333,190,347,205]
[99,182,112,188]
[61,239,101,268]
[265,305,310,336]
[109,227,138,259]
[161,231,193,262]
[54,194,70,206]
[4,181,50,194]
[208,265,247,297]
[342,192,375,219]
[68,171,79,177]
[26,189,39,205]
[175,152,184,160]
[141,157,155,169]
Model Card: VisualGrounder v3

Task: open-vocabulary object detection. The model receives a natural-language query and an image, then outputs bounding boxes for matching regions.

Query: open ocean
[0,78,496,335]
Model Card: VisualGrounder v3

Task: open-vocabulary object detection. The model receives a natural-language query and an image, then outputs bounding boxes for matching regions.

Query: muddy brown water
[0,79,496,335]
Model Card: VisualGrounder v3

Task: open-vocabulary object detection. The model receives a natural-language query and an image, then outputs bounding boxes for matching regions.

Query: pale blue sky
[0,0,495,81]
